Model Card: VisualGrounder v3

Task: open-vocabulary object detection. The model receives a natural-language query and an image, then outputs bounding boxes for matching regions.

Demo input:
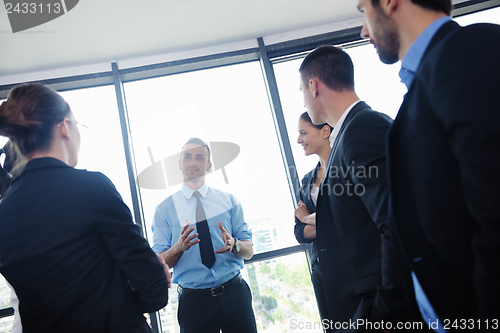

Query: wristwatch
[232,238,241,253]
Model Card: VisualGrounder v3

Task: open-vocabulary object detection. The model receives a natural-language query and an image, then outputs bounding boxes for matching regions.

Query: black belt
[177,273,242,297]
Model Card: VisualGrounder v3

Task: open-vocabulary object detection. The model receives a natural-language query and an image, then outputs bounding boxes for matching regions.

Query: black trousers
[177,276,257,333]
[312,261,332,333]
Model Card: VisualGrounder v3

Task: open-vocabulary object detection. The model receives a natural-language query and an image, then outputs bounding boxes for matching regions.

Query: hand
[156,253,172,288]
[214,221,235,254]
[174,219,200,253]
[295,201,311,223]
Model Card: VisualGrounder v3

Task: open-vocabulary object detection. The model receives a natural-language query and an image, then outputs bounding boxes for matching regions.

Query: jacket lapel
[322,101,371,185]
[303,162,320,214]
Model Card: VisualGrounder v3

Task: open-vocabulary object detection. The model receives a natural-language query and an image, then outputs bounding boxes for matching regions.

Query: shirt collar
[399,16,451,88]
[181,182,209,199]
[330,100,361,144]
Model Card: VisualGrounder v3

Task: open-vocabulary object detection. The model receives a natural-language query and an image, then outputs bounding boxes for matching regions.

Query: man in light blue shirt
[153,137,257,333]
[357,0,500,330]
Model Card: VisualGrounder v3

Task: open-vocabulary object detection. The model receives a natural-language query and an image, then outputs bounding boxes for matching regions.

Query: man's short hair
[371,0,452,16]
[181,137,211,163]
[299,45,355,92]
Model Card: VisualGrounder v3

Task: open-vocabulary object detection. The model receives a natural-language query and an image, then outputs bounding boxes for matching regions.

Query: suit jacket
[0,158,169,333]
[316,101,411,331]
[387,21,500,323]
[294,162,320,263]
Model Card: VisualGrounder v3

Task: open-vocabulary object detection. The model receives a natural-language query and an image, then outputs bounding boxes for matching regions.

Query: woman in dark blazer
[0,83,170,333]
[294,112,332,327]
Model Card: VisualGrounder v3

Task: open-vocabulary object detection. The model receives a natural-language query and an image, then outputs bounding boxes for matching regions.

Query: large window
[124,61,298,253]
[243,252,322,333]
[60,86,133,212]
[124,61,307,333]
[274,44,406,183]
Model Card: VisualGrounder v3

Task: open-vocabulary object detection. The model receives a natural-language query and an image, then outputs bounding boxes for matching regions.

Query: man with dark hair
[299,45,410,331]
[299,46,355,92]
[152,137,257,333]
[357,0,500,328]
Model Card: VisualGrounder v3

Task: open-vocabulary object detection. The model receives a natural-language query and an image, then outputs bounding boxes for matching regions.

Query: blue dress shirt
[399,16,451,333]
[152,183,252,289]
[399,16,451,88]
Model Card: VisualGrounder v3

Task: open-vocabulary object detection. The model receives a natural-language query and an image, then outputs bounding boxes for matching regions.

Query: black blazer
[387,21,500,323]
[0,158,168,333]
[316,101,411,329]
[294,163,320,263]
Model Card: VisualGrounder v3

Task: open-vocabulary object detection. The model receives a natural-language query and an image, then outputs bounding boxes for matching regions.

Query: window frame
[1,2,498,329]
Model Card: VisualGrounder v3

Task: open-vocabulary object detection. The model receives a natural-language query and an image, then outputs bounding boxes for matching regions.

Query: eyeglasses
[58,118,88,129]
[68,119,88,129]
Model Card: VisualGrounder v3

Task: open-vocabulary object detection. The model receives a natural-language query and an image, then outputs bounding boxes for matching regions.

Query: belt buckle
[211,284,225,297]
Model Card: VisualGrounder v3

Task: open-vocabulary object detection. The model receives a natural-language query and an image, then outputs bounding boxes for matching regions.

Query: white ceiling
[0,0,481,81]
[0,0,364,78]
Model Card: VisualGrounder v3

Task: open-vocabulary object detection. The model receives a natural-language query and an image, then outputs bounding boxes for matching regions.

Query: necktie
[192,191,215,268]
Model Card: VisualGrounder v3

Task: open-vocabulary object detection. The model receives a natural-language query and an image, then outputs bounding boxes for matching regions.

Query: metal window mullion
[112,62,161,333]
[244,244,307,264]
[452,0,500,16]
[149,312,162,333]
[258,37,301,205]
[257,38,316,273]
[119,48,259,83]
[0,307,14,319]
[111,62,146,235]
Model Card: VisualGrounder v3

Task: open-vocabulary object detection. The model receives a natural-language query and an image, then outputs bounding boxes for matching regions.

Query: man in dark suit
[298,46,410,331]
[357,0,500,327]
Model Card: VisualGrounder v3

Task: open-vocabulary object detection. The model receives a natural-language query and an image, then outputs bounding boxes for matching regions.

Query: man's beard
[374,10,400,64]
